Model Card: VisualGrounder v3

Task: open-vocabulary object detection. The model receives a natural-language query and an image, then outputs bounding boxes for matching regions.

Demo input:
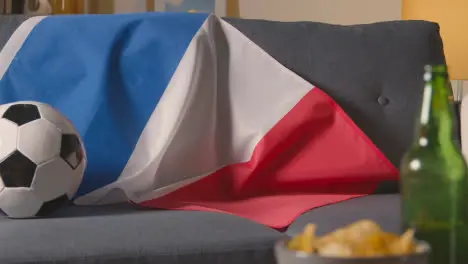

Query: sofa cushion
[0,204,283,264]
[225,18,445,168]
[225,18,446,193]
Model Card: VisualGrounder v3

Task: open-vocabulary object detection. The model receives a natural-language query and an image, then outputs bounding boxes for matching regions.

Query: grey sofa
[0,15,446,264]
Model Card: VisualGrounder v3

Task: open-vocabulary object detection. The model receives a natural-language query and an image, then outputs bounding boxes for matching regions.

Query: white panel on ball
[0,119,18,162]
[31,158,74,202]
[0,103,11,117]
[0,187,42,218]
[17,119,61,165]
[37,102,78,135]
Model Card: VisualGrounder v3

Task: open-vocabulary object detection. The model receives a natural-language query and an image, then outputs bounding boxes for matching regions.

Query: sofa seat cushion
[0,204,283,264]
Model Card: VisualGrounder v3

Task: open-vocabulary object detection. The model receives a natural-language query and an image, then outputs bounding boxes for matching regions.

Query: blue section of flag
[0,12,208,196]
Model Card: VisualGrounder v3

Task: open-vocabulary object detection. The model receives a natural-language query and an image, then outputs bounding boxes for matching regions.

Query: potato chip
[301,224,317,253]
[287,224,317,253]
[287,234,304,251]
[389,229,416,255]
[318,242,353,257]
[287,219,420,258]
[353,232,390,257]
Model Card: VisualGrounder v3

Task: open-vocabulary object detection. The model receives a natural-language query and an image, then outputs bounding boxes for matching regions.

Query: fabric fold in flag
[0,13,399,229]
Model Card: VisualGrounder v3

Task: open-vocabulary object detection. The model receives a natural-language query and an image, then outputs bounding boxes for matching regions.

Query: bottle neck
[416,72,455,149]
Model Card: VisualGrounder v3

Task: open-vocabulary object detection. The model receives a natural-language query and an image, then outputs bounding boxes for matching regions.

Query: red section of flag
[139,88,399,229]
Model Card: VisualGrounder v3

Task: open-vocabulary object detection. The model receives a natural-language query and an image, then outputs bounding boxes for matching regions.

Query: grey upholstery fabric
[0,204,283,264]
[0,15,446,264]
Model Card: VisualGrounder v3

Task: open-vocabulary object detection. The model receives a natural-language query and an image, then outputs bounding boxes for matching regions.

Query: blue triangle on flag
[0,12,209,196]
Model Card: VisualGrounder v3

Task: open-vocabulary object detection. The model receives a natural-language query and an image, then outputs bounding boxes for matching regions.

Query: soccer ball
[0,101,86,218]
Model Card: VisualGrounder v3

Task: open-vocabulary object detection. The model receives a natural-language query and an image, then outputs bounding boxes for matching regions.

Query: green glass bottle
[400,65,468,264]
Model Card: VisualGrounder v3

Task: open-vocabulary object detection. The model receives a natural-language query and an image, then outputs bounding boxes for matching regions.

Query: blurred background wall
[2,0,402,24]
[237,0,401,24]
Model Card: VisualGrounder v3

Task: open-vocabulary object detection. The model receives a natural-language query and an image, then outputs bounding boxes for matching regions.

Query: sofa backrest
[0,15,447,185]
[225,18,446,168]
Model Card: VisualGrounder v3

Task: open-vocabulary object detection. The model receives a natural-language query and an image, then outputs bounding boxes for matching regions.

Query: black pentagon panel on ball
[2,104,41,126]
[0,151,37,188]
[60,134,84,169]
[36,194,70,217]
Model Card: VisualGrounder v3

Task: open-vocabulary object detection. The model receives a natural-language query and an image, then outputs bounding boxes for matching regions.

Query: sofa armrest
[0,15,33,50]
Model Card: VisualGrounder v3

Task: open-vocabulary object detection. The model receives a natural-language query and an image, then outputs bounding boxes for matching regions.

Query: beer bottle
[400,64,468,263]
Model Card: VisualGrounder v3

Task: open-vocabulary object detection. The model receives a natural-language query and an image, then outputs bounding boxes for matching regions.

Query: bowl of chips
[275,220,430,264]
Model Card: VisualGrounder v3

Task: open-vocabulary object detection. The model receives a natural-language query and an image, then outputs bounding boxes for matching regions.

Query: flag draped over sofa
[0,12,398,228]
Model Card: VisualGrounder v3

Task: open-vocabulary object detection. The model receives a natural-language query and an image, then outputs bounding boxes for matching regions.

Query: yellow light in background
[402,0,468,81]
[226,0,240,17]
[50,0,85,14]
